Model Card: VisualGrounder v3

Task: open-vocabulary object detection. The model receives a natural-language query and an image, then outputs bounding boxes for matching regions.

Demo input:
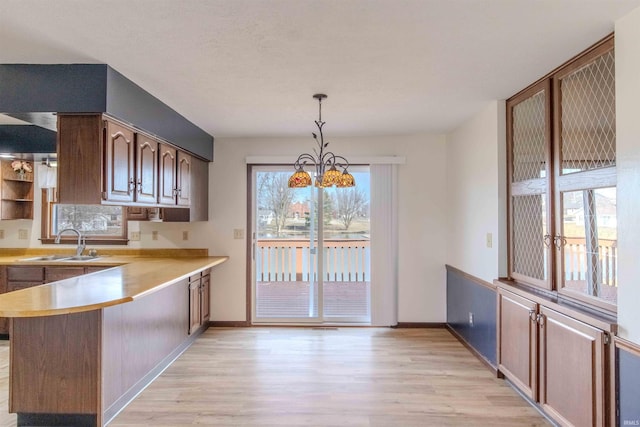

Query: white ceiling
[1,0,639,139]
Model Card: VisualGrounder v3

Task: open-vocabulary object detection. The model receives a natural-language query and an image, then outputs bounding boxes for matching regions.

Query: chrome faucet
[55,227,86,256]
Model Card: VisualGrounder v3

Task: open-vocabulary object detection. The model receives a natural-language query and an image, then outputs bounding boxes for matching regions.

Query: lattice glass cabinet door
[553,39,617,309]
[507,80,553,289]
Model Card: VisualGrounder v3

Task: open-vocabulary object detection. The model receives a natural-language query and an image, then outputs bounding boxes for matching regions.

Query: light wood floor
[0,328,550,426]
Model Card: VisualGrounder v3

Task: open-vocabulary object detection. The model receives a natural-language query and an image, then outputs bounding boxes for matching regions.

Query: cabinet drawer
[7,266,44,282]
[85,267,109,274]
[8,281,43,292]
[45,267,86,283]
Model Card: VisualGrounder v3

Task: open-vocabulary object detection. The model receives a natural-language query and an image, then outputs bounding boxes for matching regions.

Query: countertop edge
[0,255,229,317]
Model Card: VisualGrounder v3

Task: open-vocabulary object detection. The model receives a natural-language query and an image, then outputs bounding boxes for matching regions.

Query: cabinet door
[135,134,159,204]
[200,273,210,324]
[105,120,135,203]
[497,289,538,400]
[176,151,191,207]
[159,144,177,205]
[57,115,103,204]
[188,279,201,335]
[507,80,553,290]
[539,307,606,427]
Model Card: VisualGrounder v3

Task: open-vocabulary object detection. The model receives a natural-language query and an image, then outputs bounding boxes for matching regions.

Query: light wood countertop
[0,255,228,317]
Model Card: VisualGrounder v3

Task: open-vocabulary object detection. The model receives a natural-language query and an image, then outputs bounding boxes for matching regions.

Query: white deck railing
[564,239,617,287]
[256,239,370,282]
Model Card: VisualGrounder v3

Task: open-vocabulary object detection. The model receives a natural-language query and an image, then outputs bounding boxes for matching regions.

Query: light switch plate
[0,230,4,239]
[152,230,158,241]
[233,229,245,239]
[130,231,141,241]
[18,229,28,240]
[486,233,493,248]
[182,231,189,241]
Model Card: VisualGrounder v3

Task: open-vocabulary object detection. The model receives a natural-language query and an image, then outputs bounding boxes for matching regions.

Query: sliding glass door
[251,166,370,323]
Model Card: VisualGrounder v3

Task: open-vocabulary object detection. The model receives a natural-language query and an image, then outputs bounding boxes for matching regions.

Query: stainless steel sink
[20,255,76,262]
[62,255,101,261]
[19,255,101,262]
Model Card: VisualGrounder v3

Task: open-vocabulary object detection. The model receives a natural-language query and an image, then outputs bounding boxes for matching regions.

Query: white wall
[210,134,448,322]
[0,133,448,323]
[615,8,640,345]
[445,101,507,283]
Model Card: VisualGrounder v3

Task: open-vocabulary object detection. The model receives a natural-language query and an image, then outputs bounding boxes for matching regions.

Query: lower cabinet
[0,265,109,335]
[497,287,610,427]
[188,269,211,335]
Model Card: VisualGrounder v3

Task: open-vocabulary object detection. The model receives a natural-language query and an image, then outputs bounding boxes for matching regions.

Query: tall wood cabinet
[497,286,612,427]
[506,35,616,311]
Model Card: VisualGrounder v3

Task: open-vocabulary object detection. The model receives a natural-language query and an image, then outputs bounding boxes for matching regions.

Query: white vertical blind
[370,164,398,326]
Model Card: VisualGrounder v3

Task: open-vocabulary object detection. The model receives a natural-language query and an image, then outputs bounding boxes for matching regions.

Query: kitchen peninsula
[0,252,228,427]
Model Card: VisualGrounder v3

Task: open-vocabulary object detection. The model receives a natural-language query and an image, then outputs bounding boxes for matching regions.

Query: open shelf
[0,160,34,220]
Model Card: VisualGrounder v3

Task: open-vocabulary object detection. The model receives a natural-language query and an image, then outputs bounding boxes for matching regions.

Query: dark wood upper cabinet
[176,151,191,207]
[162,156,208,222]
[135,134,159,204]
[158,143,177,206]
[105,120,135,203]
[159,144,192,207]
[57,114,208,218]
[57,114,104,205]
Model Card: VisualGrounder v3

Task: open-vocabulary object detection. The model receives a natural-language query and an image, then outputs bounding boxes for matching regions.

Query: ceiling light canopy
[288,94,355,188]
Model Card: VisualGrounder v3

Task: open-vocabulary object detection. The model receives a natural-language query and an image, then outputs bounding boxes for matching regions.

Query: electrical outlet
[18,229,28,240]
[130,231,141,241]
[182,231,189,241]
[233,228,245,239]
[0,229,4,239]
[486,232,493,248]
[468,312,474,326]
[152,230,158,241]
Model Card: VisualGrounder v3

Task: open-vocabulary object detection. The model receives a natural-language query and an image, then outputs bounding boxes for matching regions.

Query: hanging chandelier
[288,94,355,188]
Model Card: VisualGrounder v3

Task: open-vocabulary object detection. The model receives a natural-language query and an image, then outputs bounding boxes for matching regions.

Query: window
[507,35,616,312]
[41,190,128,244]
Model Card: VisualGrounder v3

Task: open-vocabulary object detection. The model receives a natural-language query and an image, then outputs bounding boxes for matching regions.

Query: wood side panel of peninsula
[102,277,189,420]
[10,311,101,415]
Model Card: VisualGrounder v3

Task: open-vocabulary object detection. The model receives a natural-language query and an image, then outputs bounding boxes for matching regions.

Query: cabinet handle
[529,309,537,322]
[536,313,545,327]
[129,178,136,192]
[137,179,142,193]
[553,235,567,249]
[172,188,178,196]
[543,234,552,248]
